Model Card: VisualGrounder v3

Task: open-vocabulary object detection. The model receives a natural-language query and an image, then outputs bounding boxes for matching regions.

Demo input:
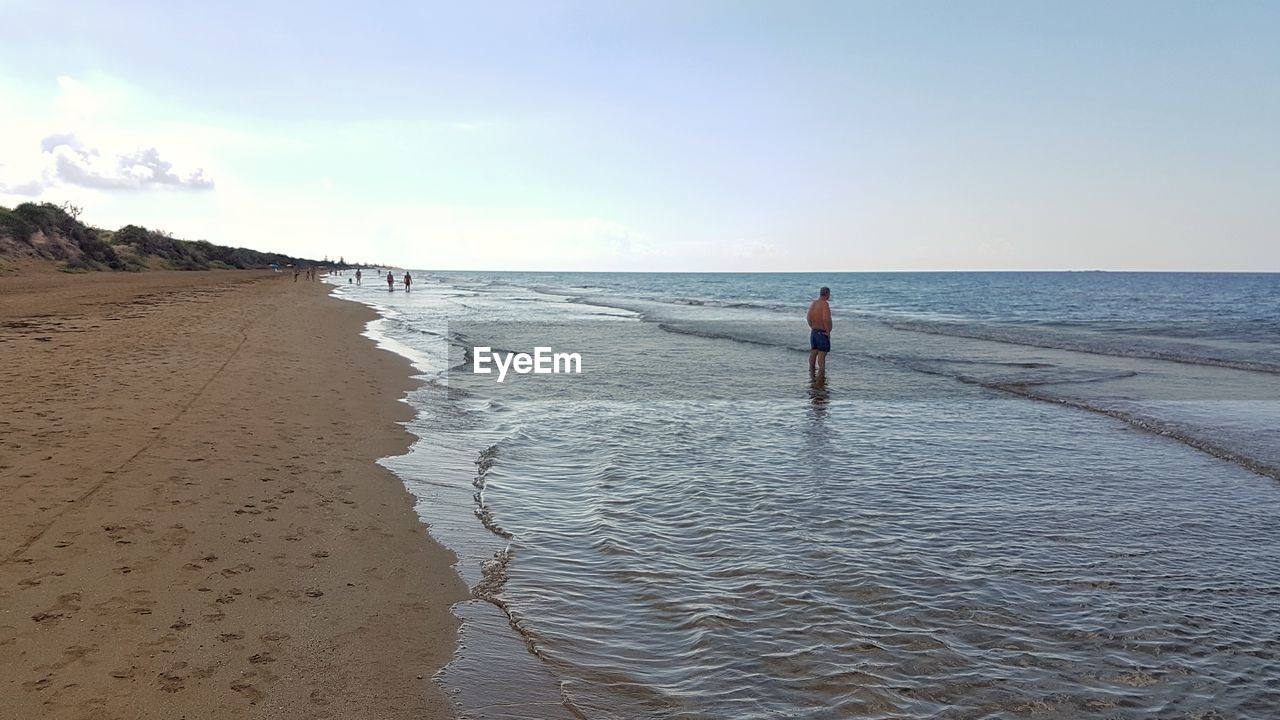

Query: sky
[0,0,1277,271]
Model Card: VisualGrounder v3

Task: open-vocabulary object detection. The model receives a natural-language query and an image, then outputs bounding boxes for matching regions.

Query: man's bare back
[806,298,831,332]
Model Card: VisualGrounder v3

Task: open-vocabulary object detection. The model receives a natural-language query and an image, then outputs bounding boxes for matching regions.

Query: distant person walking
[355,269,362,285]
[387,271,395,291]
[807,286,832,374]
[293,268,300,282]
[403,272,412,292]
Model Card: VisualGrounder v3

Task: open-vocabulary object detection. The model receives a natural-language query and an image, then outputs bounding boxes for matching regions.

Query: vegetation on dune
[2,202,124,270]
[0,202,321,272]
[0,207,36,245]
[110,225,303,271]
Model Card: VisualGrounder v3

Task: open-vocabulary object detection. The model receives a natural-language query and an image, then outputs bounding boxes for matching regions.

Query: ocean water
[329,271,1280,719]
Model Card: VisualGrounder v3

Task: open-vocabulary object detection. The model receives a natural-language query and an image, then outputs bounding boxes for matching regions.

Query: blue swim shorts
[810,329,830,353]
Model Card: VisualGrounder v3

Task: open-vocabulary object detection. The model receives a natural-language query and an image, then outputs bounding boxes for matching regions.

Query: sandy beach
[0,269,466,719]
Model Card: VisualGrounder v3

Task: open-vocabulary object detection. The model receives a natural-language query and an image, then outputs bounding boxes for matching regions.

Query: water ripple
[477,398,1280,718]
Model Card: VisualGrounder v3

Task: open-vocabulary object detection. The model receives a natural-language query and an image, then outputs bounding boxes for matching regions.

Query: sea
[327,271,1280,720]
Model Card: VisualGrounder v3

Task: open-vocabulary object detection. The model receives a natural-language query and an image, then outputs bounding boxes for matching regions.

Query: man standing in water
[355,268,362,285]
[807,286,832,374]
[387,271,395,291]
[403,272,412,292]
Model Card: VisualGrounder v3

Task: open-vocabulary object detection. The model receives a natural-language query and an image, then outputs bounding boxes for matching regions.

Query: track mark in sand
[31,643,100,676]
[31,592,81,623]
[1,304,279,566]
[220,563,255,577]
[21,674,53,692]
[157,662,188,693]
[17,569,66,588]
[231,675,265,704]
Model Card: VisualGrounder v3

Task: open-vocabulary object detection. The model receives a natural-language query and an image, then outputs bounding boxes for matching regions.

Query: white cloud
[0,168,45,197]
[0,76,216,202]
[43,133,215,190]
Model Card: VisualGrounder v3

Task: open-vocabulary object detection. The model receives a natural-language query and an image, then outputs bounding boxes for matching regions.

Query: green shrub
[0,207,35,243]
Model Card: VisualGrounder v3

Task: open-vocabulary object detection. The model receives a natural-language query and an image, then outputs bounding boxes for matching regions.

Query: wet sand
[0,269,467,719]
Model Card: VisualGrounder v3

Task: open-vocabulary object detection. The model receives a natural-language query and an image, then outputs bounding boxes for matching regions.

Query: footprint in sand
[32,643,100,674]
[157,662,187,693]
[220,563,255,578]
[184,553,219,570]
[18,570,66,588]
[231,677,264,704]
[21,674,53,691]
[32,592,81,623]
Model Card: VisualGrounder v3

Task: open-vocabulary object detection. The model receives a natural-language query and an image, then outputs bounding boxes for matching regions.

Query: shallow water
[330,271,1280,719]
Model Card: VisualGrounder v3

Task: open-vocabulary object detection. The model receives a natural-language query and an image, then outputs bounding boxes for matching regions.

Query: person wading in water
[806,286,832,374]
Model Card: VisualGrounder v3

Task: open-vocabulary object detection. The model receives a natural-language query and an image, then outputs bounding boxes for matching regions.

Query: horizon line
[356,267,1280,274]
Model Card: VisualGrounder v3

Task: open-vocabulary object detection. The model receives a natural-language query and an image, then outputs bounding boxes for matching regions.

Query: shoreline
[0,270,467,718]
[328,277,582,719]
